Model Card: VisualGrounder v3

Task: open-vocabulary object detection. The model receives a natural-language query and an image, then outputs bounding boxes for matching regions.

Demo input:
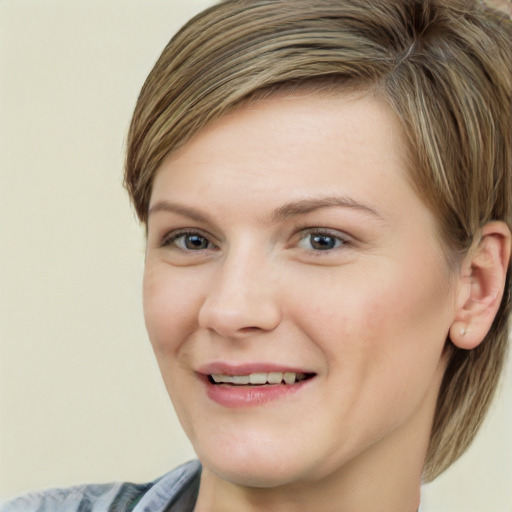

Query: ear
[450,221,511,350]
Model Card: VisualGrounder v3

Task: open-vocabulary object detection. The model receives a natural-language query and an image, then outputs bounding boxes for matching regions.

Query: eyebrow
[148,195,382,223]
[148,201,212,223]
[270,195,382,222]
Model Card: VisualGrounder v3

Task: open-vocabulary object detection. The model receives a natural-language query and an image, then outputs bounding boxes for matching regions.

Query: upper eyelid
[160,228,217,248]
[155,225,354,249]
[299,227,349,236]
[287,227,355,257]
[295,226,353,242]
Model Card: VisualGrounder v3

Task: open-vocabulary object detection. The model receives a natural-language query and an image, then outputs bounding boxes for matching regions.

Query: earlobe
[450,221,511,350]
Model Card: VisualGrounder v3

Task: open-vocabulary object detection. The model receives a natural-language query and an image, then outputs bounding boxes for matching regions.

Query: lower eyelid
[160,231,213,249]
[157,228,352,252]
[298,231,350,249]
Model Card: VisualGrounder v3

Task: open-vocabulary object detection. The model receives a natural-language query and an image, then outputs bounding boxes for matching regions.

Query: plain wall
[0,1,510,510]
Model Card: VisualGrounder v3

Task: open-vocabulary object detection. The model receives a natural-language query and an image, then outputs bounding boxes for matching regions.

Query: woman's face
[143,94,457,488]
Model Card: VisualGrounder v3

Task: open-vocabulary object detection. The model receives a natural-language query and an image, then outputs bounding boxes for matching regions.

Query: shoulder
[0,482,126,512]
[1,460,202,512]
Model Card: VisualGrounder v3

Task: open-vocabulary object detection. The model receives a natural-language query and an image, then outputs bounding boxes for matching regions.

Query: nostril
[238,326,262,333]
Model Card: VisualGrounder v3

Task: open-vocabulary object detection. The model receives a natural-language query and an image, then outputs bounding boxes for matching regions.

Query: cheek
[142,262,201,356]
[345,266,453,401]
[294,259,453,373]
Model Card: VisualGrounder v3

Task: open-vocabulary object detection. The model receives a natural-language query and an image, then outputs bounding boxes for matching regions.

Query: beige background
[0,1,510,510]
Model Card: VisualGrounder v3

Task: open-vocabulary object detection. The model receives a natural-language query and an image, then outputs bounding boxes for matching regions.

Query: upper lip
[197,362,315,376]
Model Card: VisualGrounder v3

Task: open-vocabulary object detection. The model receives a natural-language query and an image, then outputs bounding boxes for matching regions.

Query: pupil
[185,235,208,250]
[311,234,335,250]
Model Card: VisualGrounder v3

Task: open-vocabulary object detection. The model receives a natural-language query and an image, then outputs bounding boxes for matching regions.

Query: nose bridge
[198,243,281,336]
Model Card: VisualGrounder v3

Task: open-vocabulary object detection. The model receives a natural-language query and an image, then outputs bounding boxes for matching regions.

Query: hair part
[125,0,512,481]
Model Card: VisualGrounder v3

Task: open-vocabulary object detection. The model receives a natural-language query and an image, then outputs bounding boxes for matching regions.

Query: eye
[162,231,216,251]
[298,231,347,251]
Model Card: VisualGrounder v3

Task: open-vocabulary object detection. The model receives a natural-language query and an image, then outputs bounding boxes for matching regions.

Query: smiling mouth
[208,372,315,386]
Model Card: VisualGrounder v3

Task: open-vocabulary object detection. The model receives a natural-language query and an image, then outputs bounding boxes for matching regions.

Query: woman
[3,0,511,510]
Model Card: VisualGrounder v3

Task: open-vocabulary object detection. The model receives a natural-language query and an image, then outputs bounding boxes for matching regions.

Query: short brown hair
[125,0,512,481]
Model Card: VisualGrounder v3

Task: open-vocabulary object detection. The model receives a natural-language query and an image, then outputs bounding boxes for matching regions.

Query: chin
[193,432,330,489]
[204,457,306,488]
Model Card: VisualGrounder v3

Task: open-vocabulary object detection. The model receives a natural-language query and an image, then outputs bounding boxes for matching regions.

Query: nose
[198,252,282,337]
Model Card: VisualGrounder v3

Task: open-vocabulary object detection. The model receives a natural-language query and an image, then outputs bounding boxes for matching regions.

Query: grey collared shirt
[1,460,201,512]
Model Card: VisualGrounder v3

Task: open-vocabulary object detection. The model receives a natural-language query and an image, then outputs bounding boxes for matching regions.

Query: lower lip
[203,377,312,408]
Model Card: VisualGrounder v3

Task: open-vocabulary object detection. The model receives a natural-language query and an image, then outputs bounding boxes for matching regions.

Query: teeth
[211,372,306,385]
[267,372,283,384]
[249,372,267,384]
[232,375,250,385]
[283,372,296,385]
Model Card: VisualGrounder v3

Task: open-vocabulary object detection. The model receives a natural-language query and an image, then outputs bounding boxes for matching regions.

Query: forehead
[152,92,413,208]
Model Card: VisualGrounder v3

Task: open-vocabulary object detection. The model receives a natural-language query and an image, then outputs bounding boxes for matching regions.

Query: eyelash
[160,228,351,253]
[160,230,218,251]
[296,228,351,253]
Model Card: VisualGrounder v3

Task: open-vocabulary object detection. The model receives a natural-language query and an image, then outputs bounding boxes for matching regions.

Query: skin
[143,93,463,512]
